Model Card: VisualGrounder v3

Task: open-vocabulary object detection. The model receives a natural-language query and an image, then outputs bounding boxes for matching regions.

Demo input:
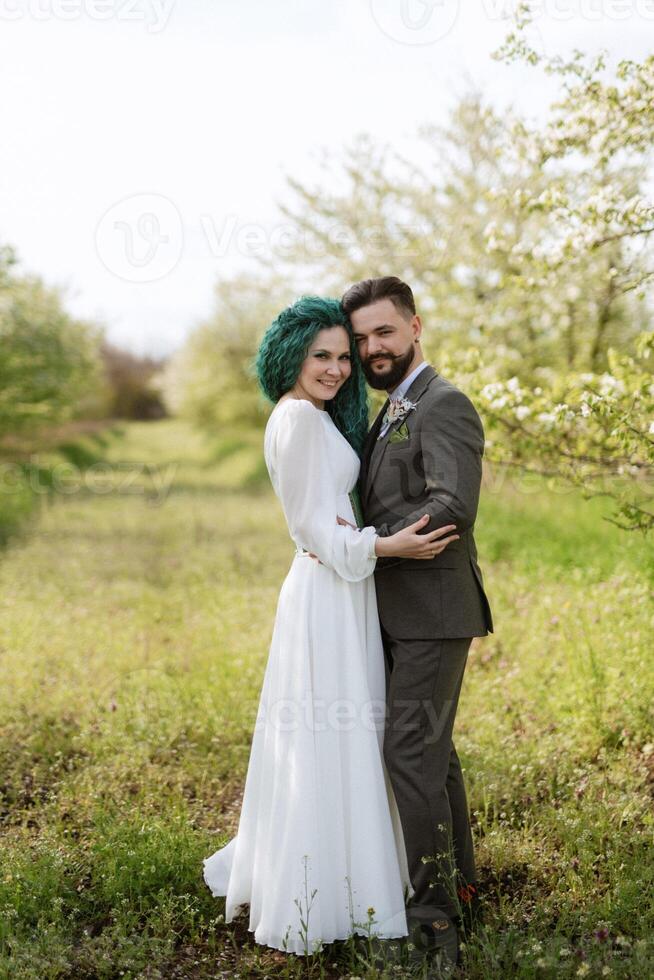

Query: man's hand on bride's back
[374,514,459,560]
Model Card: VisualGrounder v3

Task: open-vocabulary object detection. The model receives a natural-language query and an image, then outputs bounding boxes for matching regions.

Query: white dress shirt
[378,360,429,438]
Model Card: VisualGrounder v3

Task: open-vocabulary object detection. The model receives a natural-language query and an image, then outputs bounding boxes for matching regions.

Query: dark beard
[361,343,416,391]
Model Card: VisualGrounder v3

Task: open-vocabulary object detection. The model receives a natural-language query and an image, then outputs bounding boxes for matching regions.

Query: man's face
[350,299,422,391]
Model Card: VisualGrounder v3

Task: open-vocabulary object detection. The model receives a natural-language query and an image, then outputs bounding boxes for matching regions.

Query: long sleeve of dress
[273,400,378,583]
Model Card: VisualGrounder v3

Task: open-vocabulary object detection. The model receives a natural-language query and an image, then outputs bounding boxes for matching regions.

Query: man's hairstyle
[341,276,416,320]
[255,295,369,454]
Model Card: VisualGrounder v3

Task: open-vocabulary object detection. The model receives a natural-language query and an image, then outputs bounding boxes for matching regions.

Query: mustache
[366,353,398,364]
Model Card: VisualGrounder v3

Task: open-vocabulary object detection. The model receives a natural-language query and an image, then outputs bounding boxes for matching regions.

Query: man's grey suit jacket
[360,364,494,640]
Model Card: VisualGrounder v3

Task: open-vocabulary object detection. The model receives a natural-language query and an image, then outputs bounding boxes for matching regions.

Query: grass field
[1,418,653,979]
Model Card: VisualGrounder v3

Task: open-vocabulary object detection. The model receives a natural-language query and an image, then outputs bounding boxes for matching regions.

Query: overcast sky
[1,0,652,357]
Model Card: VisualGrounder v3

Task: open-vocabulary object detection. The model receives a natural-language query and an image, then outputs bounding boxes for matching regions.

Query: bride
[202,296,458,955]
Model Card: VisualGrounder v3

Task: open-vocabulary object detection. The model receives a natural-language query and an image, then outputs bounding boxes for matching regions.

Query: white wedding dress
[203,397,411,955]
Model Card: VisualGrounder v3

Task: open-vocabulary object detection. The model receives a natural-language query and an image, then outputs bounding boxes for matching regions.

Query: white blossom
[599,373,625,396]
[481,382,504,400]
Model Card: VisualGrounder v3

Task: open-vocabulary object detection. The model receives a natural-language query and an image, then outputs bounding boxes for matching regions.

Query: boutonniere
[378,396,417,440]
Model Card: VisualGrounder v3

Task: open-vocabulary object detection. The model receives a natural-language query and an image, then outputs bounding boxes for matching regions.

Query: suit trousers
[381,629,476,922]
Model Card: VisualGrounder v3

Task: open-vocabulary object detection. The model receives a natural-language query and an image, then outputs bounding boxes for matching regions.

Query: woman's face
[293,326,352,407]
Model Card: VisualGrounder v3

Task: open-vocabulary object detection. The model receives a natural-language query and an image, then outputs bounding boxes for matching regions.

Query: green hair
[255,295,369,454]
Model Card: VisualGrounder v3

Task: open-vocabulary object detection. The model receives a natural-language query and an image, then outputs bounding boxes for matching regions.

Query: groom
[342,276,494,969]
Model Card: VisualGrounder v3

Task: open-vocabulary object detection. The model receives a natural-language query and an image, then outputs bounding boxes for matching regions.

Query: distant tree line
[0,245,168,456]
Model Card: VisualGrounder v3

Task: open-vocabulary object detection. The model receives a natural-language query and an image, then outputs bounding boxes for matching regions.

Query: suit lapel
[360,398,388,492]
[363,364,438,504]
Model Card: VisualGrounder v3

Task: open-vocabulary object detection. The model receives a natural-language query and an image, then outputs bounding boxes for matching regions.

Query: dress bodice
[264,399,378,583]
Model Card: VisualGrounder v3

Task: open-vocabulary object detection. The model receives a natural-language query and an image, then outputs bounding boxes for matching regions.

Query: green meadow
[1,419,652,979]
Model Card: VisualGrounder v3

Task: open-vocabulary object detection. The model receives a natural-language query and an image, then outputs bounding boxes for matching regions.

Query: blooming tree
[442,333,653,533]
[465,4,654,532]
